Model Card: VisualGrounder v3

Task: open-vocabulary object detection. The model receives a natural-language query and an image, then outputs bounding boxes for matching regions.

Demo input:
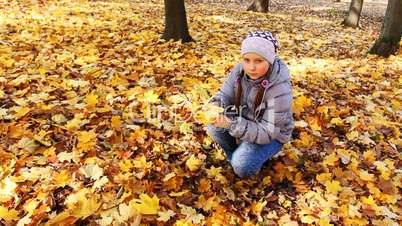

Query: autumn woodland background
[0,0,401,225]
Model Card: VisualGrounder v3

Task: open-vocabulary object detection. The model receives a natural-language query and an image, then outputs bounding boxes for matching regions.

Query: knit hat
[241,31,279,65]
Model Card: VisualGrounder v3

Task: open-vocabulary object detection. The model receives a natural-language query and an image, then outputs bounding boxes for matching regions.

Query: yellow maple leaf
[318,218,333,226]
[85,92,99,107]
[12,106,30,119]
[76,130,97,151]
[65,115,90,130]
[191,84,210,101]
[57,151,74,162]
[21,167,52,181]
[74,57,86,66]
[75,55,98,66]
[366,182,381,200]
[130,193,159,215]
[157,209,176,222]
[167,93,187,106]
[330,117,343,126]
[119,159,134,172]
[80,164,104,181]
[0,57,14,68]
[0,206,18,222]
[299,211,316,224]
[73,195,100,218]
[133,155,152,169]
[76,132,94,149]
[363,150,376,163]
[170,190,188,197]
[141,90,159,104]
[43,146,56,157]
[316,173,332,185]
[0,177,18,202]
[358,169,374,181]
[195,195,219,212]
[38,67,47,75]
[336,149,351,164]
[294,120,308,128]
[17,213,32,225]
[373,161,390,180]
[65,188,100,218]
[16,137,38,153]
[278,214,298,226]
[179,122,193,134]
[112,202,139,223]
[178,204,204,225]
[163,172,176,182]
[324,180,341,194]
[23,199,39,215]
[33,130,52,147]
[65,79,90,88]
[111,115,122,129]
[251,199,267,221]
[346,130,359,140]
[361,195,376,206]
[174,219,196,226]
[53,170,71,187]
[262,176,271,186]
[186,154,202,172]
[204,196,220,212]
[322,153,339,167]
[198,178,211,193]
[295,131,315,148]
[316,105,330,117]
[390,99,400,111]
[195,103,224,125]
[292,95,312,116]
[307,116,321,131]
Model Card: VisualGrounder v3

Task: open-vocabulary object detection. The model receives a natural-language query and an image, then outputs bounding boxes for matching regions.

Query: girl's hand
[214,114,232,129]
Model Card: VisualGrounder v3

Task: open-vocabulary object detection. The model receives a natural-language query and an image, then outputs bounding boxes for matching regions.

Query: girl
[207,31,294,178]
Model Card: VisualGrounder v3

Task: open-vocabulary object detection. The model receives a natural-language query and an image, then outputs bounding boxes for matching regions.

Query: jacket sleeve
[228,81,293,144]
[208,63,242,108]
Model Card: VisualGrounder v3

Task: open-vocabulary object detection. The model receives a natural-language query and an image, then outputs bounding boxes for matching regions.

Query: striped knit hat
[241,31,279,64]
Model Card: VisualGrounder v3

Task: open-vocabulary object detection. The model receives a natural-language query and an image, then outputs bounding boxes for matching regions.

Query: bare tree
[369,0,402,57]
[342,0,364,28]
[247,0,270,13]
[162,0,194,42]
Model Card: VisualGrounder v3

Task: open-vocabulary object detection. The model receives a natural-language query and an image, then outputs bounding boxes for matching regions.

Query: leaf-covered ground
[0,0,401,225]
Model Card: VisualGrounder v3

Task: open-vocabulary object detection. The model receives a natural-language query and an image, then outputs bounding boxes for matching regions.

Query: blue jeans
[207,125,283,178]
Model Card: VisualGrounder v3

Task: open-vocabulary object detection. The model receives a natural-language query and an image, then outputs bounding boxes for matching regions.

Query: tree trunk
[162,0,194,42]
[369,0,402,57]
[342,0,364,28]
[247,0,270,13]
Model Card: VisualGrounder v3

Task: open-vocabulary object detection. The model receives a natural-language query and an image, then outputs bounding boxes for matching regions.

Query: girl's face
[242,53,270,80]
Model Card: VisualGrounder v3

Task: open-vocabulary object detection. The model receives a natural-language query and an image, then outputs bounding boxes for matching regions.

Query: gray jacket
[210,58,294,144]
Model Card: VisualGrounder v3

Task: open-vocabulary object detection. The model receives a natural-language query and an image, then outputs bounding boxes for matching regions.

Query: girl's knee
[206,124,219,140]
[207,124,226,138]
[231,160,259,178]
[230,143,261,177]
[206,124,217,135]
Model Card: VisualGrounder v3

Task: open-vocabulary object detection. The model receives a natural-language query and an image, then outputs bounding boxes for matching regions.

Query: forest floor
[270,0,387,18]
